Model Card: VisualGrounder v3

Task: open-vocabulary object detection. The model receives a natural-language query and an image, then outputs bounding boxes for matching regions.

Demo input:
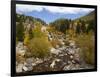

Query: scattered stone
[70,55,74,59]
[50,59,61,68]
[68,48,75,54]
[58,46,66,51]
[68,61,71,64]
[32,63,37,66]
[16,34,94,72]
[63,64,72,70]
[35,58,43,64]
[72,60,76,64]
[50,48,61,55]
[16,42,27,56]
[26,58,33,64]
[17,50,26,56]
[50,60,56,68]
[23,66,28,71]
[69,40,75,47]
[16,63,23,72]
[27,66,33,71]
[59,39,65,45]
[56,45,59,48]
[59,54,64,57]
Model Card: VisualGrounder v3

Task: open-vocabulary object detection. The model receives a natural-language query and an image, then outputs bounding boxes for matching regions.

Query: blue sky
[16,4,94,24]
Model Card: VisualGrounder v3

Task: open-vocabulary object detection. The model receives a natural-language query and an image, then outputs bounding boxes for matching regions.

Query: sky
[16,4,94,24]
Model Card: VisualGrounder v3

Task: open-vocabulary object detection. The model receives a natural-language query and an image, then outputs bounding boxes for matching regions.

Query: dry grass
[74,32,95,65]
[28,37,51,58]
[50,39,62,48]
[16,53,25,63]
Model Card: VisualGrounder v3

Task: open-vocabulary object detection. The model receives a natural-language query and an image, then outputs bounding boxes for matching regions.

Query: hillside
[76,11,95,21]
[16,14,47,26]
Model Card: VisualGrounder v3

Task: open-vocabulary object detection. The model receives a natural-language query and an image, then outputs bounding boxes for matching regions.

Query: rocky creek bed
[16,34,94,73]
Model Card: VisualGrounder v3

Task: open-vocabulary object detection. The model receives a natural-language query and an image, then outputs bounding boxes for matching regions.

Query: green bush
[32,25,46,38]
[75,33,95,65]
[16,22,24,41]
[28,37,51,58]
[24,34,30,45]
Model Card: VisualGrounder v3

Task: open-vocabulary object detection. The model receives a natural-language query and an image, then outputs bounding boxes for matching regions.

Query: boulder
[50,59,61,68]
[69,40,75,47]
[63,64,74,70]
[16,42,27,56]
[50,60,56,68]
[27,66,33,71]
[70,55,74,59]
[32,63,37,66]
[17,42,23,48]
[35,58,43,64]
[23,66,28,71]
[26,58,33,64]
[16,63,24,73]
[67,61,71,64]
[16,50,26,56]
[50,48,61,55]
[58,46,66,51]
[67,48,75,55]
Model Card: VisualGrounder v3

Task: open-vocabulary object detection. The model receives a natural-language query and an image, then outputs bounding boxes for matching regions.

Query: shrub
[32,25,46,38]
[16,22,24,41]
[16,37,18,45]
[24,34,30,45]
[28,37,51,58]
[75,33,95,65]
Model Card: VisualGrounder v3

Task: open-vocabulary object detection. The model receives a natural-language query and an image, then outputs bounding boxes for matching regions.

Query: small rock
[59,39,65,45]
[32,63,37,66]
[35,58,43,64]
[55,59,61,62]
[50,59,61,68]
[70,55,74,59]
[74,53,80,61]
[50,60,56,68]
[26,58,33,64]
[58,46,66,51]
[17,50,26,56]
[59,54,64,57]
[72,60,76,64]
[63,65,71,70]
[50,48,61,55]
[27,66,33,71]
[68,48,75,54]
[65,54,68,56]
[68,61,71,64]
[56,45,59,48]
[63,64,74,70]
[23,66,28,71]
[16,64,23,72]
[17,42,23,48]
[69,40,75,47]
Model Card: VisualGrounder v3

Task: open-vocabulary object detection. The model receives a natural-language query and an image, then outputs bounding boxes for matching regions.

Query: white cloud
[16,4,43,14]
[43,6,94,14]
[16,4,94,14]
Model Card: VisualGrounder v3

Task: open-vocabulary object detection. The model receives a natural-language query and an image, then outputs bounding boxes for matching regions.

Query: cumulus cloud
[16,4,43,14]
[16,4,94,14]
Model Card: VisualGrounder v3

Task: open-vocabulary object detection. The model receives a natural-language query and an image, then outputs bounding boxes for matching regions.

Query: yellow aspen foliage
[24,34,30,45]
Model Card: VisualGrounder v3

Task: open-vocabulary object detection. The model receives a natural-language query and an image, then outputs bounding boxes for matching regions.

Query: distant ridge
[75,11,95,21]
